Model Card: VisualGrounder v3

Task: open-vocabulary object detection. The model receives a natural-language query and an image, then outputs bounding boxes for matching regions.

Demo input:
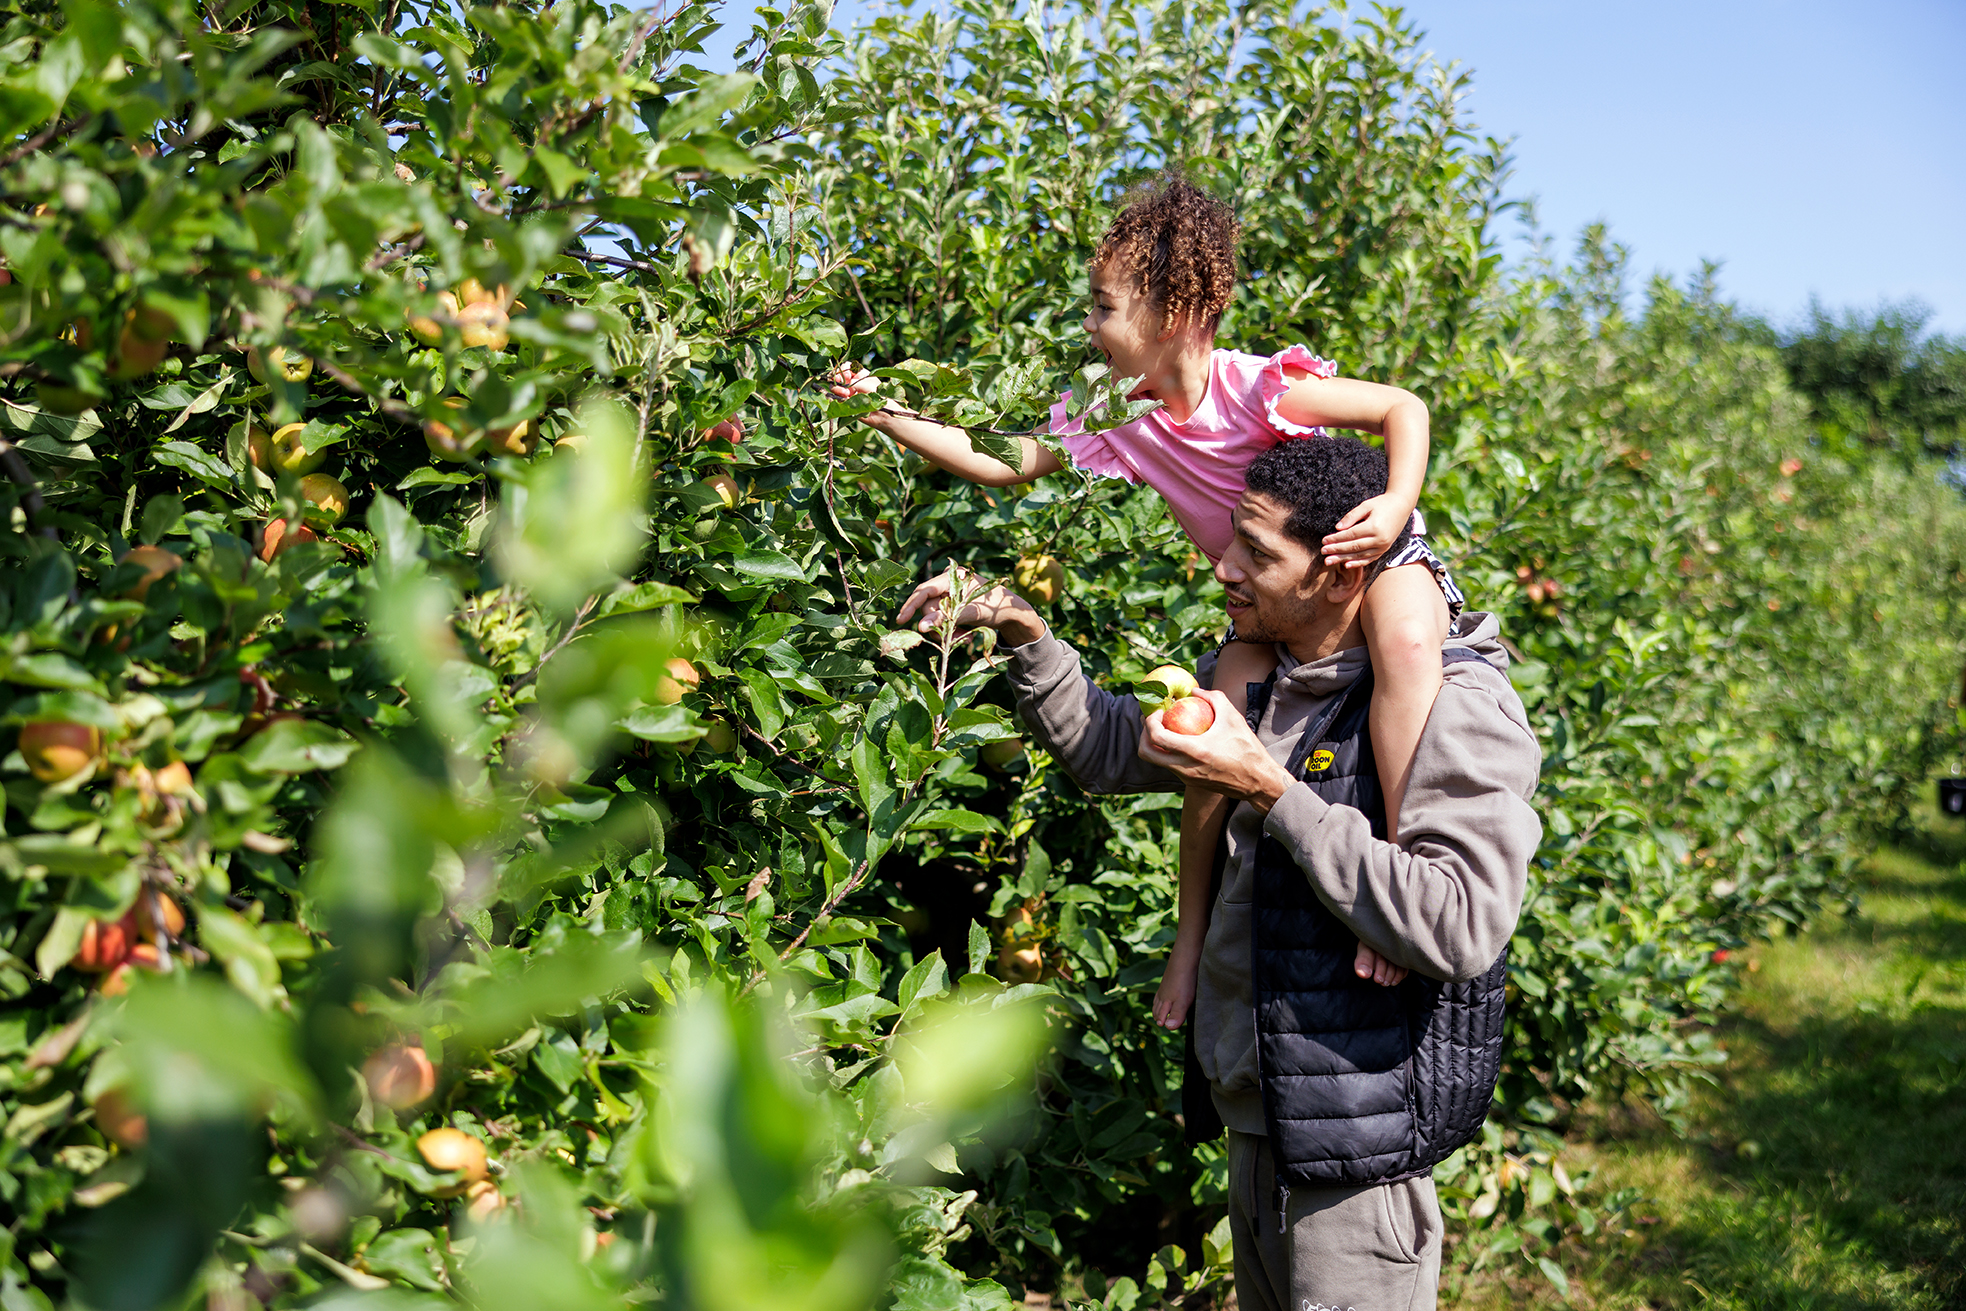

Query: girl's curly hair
[1092,174,1240,332]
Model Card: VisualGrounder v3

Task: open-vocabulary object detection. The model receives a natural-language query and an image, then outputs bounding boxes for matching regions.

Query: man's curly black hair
[1244,435,1410,567]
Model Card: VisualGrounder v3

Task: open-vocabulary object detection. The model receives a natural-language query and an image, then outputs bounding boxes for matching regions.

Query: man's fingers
[895,577,950,626]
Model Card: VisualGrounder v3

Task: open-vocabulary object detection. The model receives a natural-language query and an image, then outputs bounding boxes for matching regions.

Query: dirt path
[1463,809,1966,1309]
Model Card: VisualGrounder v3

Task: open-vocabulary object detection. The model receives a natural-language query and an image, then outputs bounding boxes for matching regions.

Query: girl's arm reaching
[830,367,1062,488]
[1271,370,1430,569]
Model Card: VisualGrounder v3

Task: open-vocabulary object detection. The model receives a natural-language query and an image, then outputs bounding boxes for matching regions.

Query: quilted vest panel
[1251,651,1509,1194]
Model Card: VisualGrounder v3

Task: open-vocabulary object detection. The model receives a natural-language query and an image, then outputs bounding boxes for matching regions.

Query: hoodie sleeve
[1260,662,1543,982]
[1004,633,1181,796]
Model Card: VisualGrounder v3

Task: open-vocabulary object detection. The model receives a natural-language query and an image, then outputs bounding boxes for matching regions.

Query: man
[896,436,1542,1310]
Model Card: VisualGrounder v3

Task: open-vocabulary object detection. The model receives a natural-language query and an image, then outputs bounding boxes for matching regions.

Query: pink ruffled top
[1048,345,1338,562]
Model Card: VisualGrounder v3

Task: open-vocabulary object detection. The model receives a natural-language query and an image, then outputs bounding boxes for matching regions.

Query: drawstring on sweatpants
[1275,1180,1291,1234]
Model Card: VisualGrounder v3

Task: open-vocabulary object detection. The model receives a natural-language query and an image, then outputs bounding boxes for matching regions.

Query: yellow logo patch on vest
[1307,748,1336,774]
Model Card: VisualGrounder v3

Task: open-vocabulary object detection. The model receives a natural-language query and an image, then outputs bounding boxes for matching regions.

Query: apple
[73,914,135,973]
[407,289,460,345]
[704,418,744,444]
[365,1042,438,1109]
[417,1128,488,1195]
[35,381,103,415]
[109,311,169,380]
[246,344,313,386]
[1162,695,1216,736]
[483,417,537,457]
[1012,553,1065,605]
[153,760,193,794]
[554,432,589,454]
[1142,663,1199,701]
[702,474,742,509]
[252,422,326,475]
[701,720,738,754]
[100,941,163,995]
[424,398,481,462]
[456,299,510,350]
[134,890,185,944]
[464,1179,505,1221]
[998,944,1043,984]
[92,1088,148,1148]
[299,472,350,524]
[979,737,1025,771]
[654,658,700,705]
[259,517,320,563]
[19,720,102,782]
[118,544,182,600]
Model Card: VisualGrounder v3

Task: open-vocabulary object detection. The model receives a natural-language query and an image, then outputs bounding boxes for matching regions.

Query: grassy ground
[1458,809,1966,1309]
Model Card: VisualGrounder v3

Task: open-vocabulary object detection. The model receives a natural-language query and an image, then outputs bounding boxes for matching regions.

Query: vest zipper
[1275,1180,1291,1235]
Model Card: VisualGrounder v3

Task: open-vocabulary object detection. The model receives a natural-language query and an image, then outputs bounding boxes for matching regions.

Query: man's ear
[1322,562,1370,606]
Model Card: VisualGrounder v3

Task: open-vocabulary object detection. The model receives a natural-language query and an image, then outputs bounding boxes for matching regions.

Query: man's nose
[1213,553,1243,587]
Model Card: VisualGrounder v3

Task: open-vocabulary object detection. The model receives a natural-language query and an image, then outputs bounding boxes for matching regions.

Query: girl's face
[1082,263,1170,393]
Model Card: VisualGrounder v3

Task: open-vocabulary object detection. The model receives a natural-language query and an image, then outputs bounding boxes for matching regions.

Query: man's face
[1213,490,1329,644]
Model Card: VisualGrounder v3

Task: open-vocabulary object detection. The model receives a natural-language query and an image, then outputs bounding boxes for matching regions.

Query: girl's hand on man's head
[1322,492,1413,568]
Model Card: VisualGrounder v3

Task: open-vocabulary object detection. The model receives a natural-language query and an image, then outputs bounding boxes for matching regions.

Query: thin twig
[508,595,600,691]
[568,249,667,276]
[316,359,422,428]
[0,438,57,540]
[363,231,425,273]
[0,112,93,171]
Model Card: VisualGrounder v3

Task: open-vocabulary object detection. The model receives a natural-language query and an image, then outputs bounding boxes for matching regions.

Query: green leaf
[152,441,236,489]
[730,549,809,581]
[966,920,989,977]
[738,668,787,739]
[397,466,478,489]
[910,809,999,834]
[237,719,360,773]
[594,580,697,618]
[195,905,287,1008]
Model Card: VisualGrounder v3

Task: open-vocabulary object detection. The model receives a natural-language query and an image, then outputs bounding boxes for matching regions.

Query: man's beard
[1227,578,1319,645]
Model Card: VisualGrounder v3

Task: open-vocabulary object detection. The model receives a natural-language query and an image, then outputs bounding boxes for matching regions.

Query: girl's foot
[1354,940,1409,987]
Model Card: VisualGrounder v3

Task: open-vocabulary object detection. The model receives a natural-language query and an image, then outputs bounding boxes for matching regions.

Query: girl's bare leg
[1353,562,1450,987]
[1359,561,1451,843]
[1154,787,1228,1029]
[1152,639,1275,1028]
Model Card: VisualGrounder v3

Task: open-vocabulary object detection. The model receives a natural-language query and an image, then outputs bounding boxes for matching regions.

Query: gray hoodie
[1004,611,1543,1134]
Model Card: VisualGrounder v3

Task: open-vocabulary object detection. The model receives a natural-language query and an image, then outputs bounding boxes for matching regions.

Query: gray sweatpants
[1227,1130,1442,1311]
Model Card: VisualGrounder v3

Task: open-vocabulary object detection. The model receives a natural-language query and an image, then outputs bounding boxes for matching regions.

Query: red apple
[19,721,102,782]
[1162,696,1216,736]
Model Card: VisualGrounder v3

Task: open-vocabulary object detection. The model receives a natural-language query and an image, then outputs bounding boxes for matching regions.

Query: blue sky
[699,0,1966,333]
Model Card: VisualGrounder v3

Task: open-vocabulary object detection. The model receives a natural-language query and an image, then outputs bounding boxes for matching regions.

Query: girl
[831,176,1463,1026]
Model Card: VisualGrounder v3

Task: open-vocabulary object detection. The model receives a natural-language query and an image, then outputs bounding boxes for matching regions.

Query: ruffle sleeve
[1049,393,1139,483]
[1259,344,1339,439]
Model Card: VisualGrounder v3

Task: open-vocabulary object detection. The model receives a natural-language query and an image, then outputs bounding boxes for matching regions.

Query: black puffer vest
[1240,650,1508,1218]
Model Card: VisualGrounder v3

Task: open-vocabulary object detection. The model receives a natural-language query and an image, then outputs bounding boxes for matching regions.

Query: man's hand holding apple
[1138,690,1298,814]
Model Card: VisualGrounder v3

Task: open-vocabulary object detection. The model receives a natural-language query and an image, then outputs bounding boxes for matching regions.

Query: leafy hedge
[1,1,1962,1308]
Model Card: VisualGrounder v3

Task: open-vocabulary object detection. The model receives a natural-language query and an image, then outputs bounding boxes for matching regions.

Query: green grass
[1460,809,1966,1309]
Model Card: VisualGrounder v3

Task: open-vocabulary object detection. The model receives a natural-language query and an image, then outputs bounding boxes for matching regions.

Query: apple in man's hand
[1142,664,1215,735]
[1162,695,1216,736]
